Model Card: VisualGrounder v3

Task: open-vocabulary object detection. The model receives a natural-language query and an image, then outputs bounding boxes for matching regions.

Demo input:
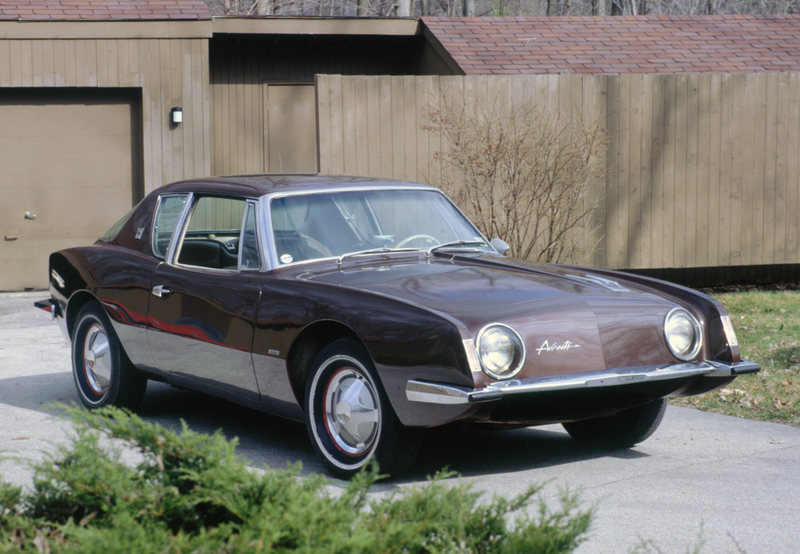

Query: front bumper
[406,359,760,405]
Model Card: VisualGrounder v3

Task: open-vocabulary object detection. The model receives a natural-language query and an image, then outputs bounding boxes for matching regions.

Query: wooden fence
[316,74,800,273]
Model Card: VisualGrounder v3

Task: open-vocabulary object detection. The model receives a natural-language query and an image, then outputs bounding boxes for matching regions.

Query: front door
[147,265,262,401]
[147,196,263,401]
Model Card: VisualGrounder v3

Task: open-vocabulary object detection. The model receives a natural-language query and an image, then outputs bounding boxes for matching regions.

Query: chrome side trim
[405,382,472,405]
[406,359,761,405]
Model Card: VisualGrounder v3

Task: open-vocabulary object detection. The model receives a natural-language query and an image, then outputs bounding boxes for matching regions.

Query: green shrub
[0,406,592,553]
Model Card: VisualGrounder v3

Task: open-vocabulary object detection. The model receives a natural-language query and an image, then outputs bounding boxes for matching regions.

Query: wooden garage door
[0,89,142,291]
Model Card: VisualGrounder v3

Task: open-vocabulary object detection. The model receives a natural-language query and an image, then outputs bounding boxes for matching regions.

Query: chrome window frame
[161,193,263,273]
[238,200,263,272]
[152,192,192,261]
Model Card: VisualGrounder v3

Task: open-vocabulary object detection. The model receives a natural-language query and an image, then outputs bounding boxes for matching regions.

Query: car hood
[300,254,682,375]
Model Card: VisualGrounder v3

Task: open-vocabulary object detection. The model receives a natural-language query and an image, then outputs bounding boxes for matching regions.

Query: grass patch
[671,289,800,427]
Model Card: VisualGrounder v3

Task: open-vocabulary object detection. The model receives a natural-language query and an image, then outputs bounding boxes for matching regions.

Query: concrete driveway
[2,291,799,553]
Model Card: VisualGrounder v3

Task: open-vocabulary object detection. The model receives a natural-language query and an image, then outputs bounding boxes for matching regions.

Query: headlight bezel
[663,307,703,361]
[475,323,526,380]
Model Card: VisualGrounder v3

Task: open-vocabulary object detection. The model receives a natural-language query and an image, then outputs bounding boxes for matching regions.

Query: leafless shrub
[424,92,608,264]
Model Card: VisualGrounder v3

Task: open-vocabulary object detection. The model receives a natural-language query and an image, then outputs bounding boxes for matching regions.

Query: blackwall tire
[71,302,147,411]
[305,338,421,479]
[562,398,667,450]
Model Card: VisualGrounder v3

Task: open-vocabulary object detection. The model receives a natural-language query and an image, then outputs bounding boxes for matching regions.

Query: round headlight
[476,324,526,380]
[664,308,702,361]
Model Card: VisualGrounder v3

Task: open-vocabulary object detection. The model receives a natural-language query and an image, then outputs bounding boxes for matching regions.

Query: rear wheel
[71,302,147,410]
[562,398,667,449]
[305,338,421,479]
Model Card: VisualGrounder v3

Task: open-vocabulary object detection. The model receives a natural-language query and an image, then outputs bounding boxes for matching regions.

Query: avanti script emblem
[536,340,581,356]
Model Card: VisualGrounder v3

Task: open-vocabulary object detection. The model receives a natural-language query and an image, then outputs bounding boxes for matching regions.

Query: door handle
[152,285,172,298]
[24,211,37,220]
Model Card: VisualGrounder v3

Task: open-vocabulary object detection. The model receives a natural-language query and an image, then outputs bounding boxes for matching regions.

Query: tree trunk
[397,0,412,16]
[592,0,607,14]
[463,0,475,16]
[256,0,272,15]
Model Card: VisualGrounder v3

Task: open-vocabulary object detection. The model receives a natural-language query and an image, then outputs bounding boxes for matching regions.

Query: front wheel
[562,398,667,450]
[71,302,147,410]
[305,338,421,479]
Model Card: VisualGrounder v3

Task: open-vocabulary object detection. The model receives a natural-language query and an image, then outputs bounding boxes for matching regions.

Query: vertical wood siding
[317,74,800,271]
[208,34,443,176]
[1,37,211,194]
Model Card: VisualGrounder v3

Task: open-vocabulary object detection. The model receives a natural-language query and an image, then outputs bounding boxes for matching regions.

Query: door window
[176,196,261,271]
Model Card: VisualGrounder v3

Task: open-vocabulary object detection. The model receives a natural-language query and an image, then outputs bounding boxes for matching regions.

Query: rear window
[98,203,139,242]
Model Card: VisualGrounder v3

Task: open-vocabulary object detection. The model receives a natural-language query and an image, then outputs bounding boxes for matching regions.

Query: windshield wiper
[426,240,489,258]
[337,247,420,267]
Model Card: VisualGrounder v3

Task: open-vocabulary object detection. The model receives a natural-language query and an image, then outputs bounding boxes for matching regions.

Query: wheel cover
[82,322,111,395]
[323,367,380,456]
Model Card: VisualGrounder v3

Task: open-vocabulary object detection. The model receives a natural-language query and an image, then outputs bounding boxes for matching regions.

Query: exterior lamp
[171,107,183,124]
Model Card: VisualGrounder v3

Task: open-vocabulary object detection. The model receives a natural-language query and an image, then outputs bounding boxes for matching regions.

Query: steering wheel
[301,234,332,258]
[397,234,438,248]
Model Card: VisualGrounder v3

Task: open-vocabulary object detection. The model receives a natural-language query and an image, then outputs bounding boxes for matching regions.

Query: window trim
[238,200,263,272]
[162,193,264,273]
[151,193,192,261]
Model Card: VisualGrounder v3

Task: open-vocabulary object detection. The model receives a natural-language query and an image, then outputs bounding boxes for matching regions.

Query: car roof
[159,174,436,197]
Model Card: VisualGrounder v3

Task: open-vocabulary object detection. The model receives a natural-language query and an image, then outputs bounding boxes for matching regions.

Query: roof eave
[0,19,212,39]
[211,16,422,36]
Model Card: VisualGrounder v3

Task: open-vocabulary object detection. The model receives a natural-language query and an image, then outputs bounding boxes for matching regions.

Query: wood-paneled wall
[316,74,800,271]
[5,32,798,274]
[208,34,454,176]
[0,36,211,193]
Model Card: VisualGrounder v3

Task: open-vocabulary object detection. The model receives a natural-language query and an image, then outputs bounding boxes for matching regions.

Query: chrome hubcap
[83,323,111,395]
[324,368,380,456]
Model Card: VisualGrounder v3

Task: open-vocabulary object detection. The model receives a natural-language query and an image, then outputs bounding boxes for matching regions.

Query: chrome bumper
[33,298,61,321]
[405,359,760,405]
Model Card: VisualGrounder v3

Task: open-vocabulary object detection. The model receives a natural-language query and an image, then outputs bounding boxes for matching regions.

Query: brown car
[36,175,758,478]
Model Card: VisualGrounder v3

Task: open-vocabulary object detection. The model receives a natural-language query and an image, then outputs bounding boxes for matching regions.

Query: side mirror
[490,238,510,256]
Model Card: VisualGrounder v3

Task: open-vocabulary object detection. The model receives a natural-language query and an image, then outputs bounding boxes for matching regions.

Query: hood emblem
[536,340,581,356]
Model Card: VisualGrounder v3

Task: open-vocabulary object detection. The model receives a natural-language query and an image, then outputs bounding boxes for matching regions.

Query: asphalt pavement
[1,291,799,553]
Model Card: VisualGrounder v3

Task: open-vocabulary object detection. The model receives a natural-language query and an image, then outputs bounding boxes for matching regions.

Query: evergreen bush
[0,406,592,553]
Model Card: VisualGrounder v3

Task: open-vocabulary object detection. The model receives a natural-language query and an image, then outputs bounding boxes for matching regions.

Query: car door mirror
[491,238,510,256]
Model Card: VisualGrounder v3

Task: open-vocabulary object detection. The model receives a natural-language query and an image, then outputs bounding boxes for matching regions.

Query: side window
[240,203,261,270]
[176,196,247,270]
[152,195,188,259]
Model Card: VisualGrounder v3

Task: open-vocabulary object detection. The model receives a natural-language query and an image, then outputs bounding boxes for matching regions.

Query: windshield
[269,189,489,265]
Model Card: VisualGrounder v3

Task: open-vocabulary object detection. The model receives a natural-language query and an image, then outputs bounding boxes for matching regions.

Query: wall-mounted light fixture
[171,107,183,125]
